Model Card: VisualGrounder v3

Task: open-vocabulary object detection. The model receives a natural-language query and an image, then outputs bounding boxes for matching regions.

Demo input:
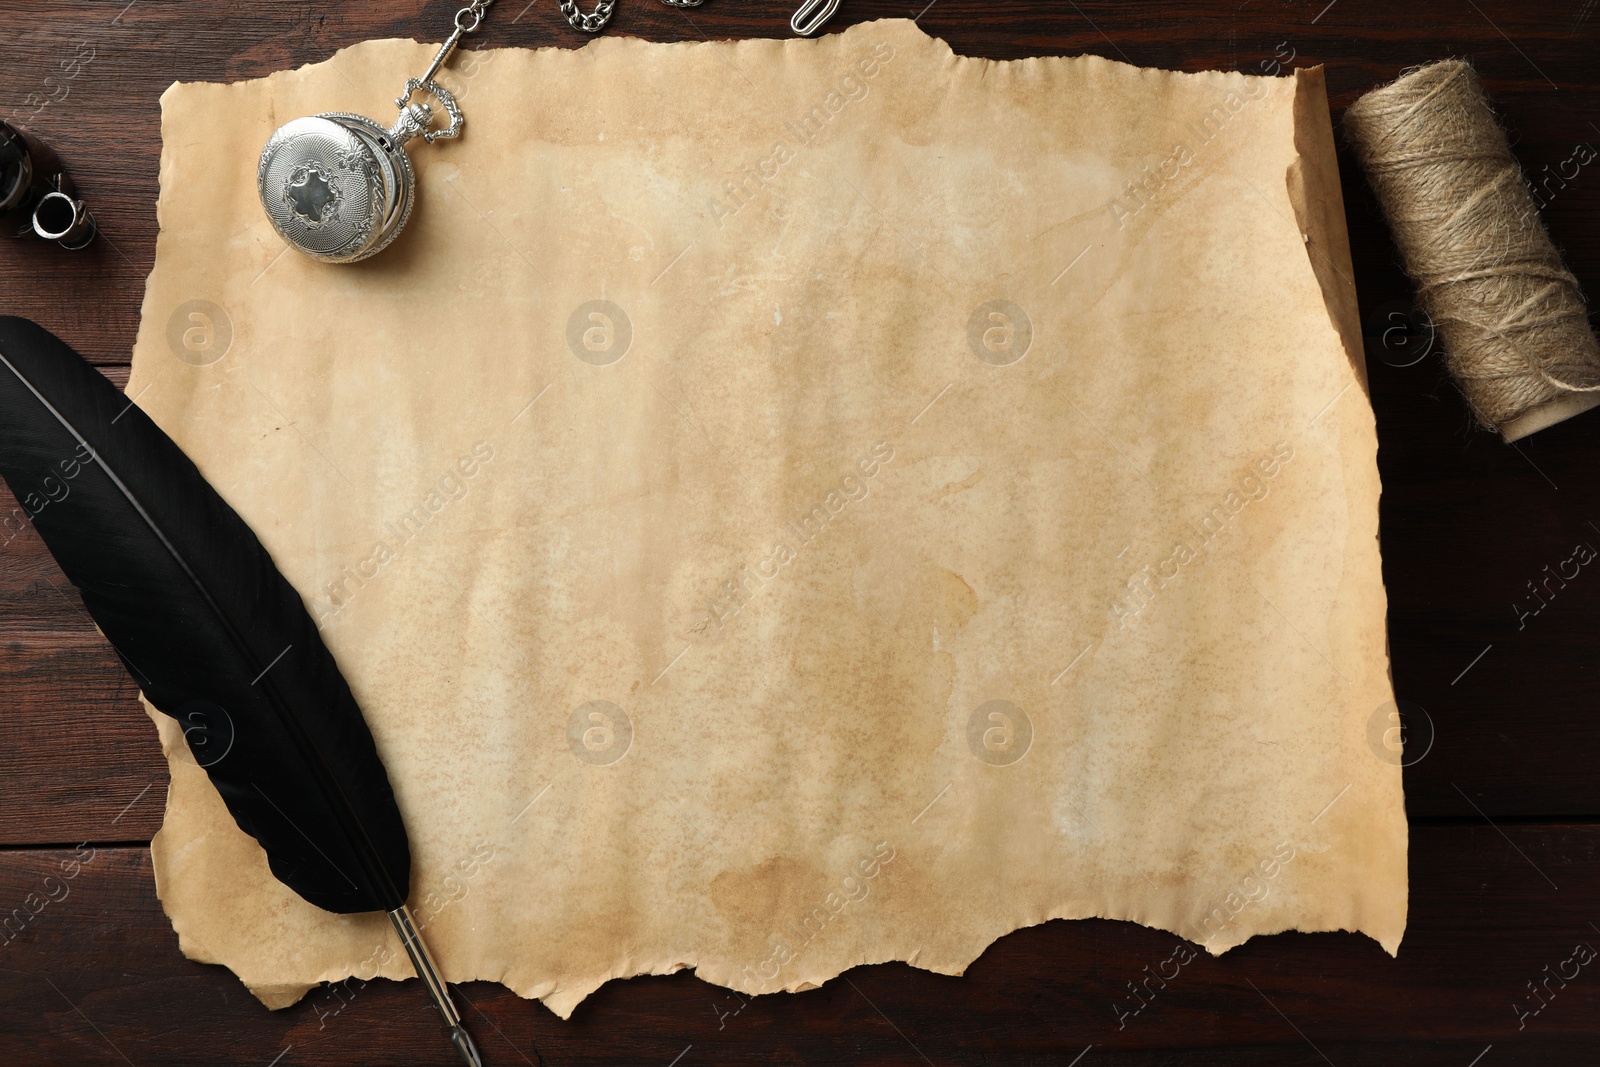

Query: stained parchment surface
[128,19,1406,1016]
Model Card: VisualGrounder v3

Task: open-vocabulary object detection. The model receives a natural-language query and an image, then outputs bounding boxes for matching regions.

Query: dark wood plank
[0,365,166,845]
[1,826,1596,1065]
[0,636,165,844]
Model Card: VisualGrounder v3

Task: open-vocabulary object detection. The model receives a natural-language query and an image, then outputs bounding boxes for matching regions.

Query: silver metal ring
[560,0,617,33]
[31,189,96,249]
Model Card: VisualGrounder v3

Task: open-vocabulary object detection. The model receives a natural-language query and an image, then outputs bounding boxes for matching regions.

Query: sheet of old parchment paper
[128,19,1406,1016]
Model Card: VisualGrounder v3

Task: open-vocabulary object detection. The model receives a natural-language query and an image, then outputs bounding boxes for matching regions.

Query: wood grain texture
[2,1,1599,1062]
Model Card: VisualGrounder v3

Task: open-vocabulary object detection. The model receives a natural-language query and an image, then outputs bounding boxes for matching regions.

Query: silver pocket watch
[259,0,798,265]
[257,3,486,264]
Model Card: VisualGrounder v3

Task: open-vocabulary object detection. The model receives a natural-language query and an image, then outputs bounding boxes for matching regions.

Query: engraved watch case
[257,113,415,265]
[257,76,461,265]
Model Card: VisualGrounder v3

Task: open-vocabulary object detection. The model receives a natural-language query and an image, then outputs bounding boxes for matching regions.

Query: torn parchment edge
[139,27,1403,1019]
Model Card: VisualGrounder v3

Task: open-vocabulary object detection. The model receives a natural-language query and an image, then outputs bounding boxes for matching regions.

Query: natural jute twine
[1344,60,1600,440]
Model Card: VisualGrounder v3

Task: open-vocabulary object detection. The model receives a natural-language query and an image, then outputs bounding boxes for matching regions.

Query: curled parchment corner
[134,18,1405,1017]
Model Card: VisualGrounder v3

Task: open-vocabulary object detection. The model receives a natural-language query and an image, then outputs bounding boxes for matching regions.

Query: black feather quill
[0,317,479,1064]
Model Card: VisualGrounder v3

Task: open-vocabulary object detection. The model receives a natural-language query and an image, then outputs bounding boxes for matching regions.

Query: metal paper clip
[790,0,840,36]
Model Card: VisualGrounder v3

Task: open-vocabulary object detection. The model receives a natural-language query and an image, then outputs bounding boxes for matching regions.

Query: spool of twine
[1344,60,1600,441]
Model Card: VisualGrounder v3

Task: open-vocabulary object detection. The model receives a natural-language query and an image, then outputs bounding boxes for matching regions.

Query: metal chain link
[559,0,617,33]
[411,0,497,91]
[454,0,495,33]
[455,0,717,42]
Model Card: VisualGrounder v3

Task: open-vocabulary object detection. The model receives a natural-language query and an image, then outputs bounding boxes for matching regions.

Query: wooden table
[3,2,1598,1063]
